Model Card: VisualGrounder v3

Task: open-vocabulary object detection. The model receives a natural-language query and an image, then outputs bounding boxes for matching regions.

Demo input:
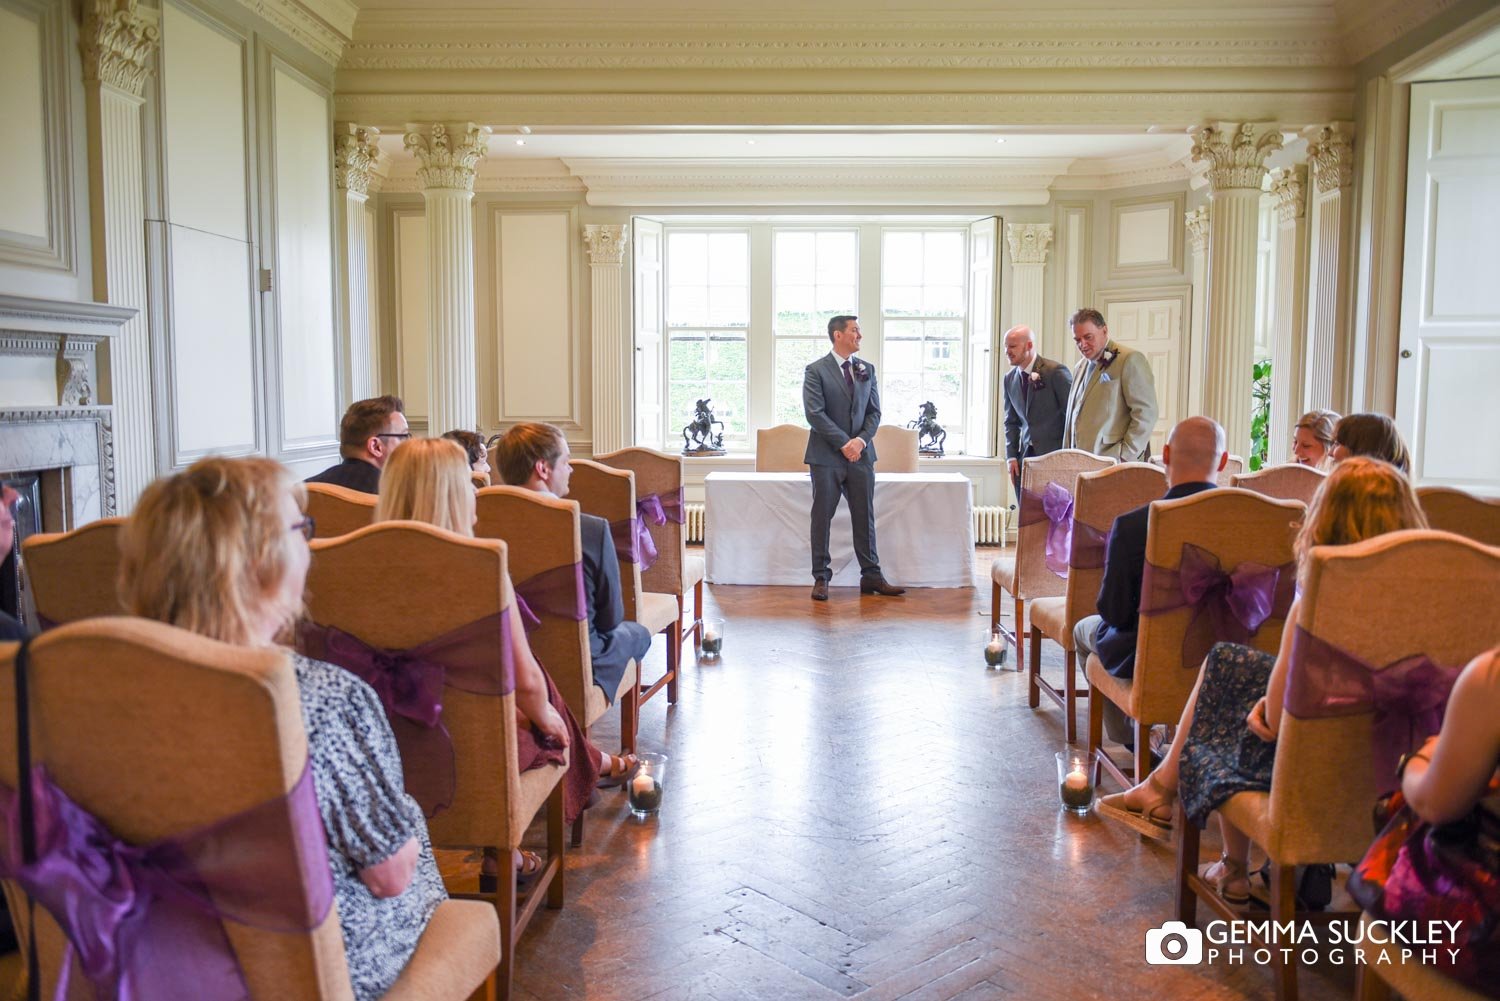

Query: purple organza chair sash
[608,517,656,571]
[1068,520,1110,572]
[513,562,588,635]
[1282,625,1464,792]
[297,611,515,818]
[629,486,685,574]
[1018,482,1074,578]
[1139,542,1296,672]
[0,760,333,1001]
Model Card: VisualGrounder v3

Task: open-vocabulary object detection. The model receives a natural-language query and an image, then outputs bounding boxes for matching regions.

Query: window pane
[667,286,706,327]
[884,285,922,315]
[883,373,923,429]
[818,231,857,283]
[777,283,814,316]
[883,232,922,282]
[669,382,705,437]
[774,231,814,283]
[774,337,827,426]
[884,319,921,341]
[709,286,748,327]
[709,381,747,437]
[669,233,706,285]
[924,284,965,316]
[816,284,856,313]
[668,336,706,381]
[708,337,746,381]
[925,231,964,282]
[709,232,748,284]
[928,319,963,340]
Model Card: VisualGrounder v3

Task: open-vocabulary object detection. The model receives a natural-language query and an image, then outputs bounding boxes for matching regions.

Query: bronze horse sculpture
[907,401,947,455]
[682,398,726,453]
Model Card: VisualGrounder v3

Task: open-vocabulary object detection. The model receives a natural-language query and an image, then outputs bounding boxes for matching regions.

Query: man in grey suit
[1062,307,1159,461]
[1002,324,1073,495]
[803,315,906,601]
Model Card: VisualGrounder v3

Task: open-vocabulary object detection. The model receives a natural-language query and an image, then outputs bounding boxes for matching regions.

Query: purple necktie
[842,359,854,394]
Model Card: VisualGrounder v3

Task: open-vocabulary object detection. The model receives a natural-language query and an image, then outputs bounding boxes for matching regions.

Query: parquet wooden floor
[440,550,1355,1001]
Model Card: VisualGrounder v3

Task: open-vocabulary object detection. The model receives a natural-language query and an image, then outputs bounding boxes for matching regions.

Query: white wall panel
[169,227,257,454]
[1108,193,1184,280]
[0,5,48,239]
[161,2,247,240]
[497,212,574,420]
[271,67,336,445]
[395,211,429,418]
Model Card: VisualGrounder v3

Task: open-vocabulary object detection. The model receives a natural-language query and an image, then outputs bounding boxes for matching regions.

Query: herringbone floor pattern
[440,551,1354,1001]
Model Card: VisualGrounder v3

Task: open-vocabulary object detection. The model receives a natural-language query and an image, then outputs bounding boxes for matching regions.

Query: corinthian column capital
[584,224,629,266]
[1005,223,1052,266]
[1270,167,1306,224]
[81,0,160,97]
[335,124,382,195]
[1185,206,1210,255]
[1191,122,1284,192]
[403,123,491,192]
[1305,123,1355,192]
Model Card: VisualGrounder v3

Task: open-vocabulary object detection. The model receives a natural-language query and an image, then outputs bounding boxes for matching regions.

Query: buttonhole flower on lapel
[1028,371,1043,387]
[852,360,870,382]
[1098,348,1118,371]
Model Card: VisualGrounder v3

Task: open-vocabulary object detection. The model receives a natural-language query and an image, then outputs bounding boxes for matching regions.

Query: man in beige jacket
[1061,307,1159,461]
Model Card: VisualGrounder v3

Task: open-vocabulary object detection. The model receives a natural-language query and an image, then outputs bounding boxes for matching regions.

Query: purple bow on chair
[630,487,685,573]
[1068,520,1110,572]
[1018,482,1075,578]
[298,611,514,817]
[609,516,657,571]
[1141,542,1294,671]
[513,562,588,635]
[0,762,333,1001]
[1283,626,1464,791]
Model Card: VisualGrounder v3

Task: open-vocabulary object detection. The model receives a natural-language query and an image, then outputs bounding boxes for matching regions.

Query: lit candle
[984,636,1005,667]
[1064,769,1089,793]
[701,627,722,655]
[1060,764,1093,810]
[631,771,655,796]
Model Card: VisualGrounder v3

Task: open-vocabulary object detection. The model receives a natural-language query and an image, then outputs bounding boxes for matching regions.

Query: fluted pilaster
[1185,207,1210,419]
[1302,123,1355,413]
[1269,167,1310,464]
[81,0,158,512]
[404,122,489,434]
[1004,223,1051,337]
[336,124,381,400]
[585,224,630,453]
[1192,121,1283,458]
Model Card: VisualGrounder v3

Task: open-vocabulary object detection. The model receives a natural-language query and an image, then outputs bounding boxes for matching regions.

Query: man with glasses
[306,395,409,494]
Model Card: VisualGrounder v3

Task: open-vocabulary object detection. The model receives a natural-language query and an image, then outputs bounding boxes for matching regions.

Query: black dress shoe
[860,577,907,596]
[811,580,829,601]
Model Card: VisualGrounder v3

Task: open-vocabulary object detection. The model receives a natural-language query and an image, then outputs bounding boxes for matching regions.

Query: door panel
[1101,293,1185,457]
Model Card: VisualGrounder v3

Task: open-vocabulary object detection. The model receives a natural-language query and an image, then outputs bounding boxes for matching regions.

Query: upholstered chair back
[872,425,919,473]
[1133,489,1304,724]
[754,424,809,473]
[1417,486,1500,546]
[1216,454,1245,486]
[1064,463,1167,631]
[1231,463,1327,508]
[304,522,538,850]
[1012,449,1114,600]
[474,487,593,728]
[20,517,126,626]
[567,459,643,621]
[1268,531,1500,862]
[303,483,377,539]
[0,619,353,999]
[593,448,686,598]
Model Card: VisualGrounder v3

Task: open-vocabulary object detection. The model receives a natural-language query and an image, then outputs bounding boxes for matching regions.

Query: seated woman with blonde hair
[1291,409,1339,470]
[375,440,637,851]
[1097,458,1429,903]
[120,456,444,1001]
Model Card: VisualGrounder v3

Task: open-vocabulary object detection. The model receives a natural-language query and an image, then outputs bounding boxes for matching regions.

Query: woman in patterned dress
[1097,458,1427,902]
[120,456,446,1000]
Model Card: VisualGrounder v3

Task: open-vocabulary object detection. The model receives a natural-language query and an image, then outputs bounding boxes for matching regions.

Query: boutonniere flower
[1028,371,1043,386]
[852,361,870,382]
[1098,348,1118,371]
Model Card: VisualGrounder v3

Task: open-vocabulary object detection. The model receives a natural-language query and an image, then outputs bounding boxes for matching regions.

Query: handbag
[1348,776,1500,997]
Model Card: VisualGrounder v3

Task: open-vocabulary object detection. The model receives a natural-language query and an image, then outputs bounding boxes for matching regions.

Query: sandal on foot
[596,752,638,789]
[1203,855,1251,906]
[1097,772,1176,840]
[478,848,544,893]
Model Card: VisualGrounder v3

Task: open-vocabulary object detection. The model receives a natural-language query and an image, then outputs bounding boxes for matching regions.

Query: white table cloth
[704,471,974,587]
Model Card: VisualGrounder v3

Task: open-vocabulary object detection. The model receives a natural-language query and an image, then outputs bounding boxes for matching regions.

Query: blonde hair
[120,457,304,646]
[374,437,475,536]
[1294,456,1428,587]
[1293,409,1339,448]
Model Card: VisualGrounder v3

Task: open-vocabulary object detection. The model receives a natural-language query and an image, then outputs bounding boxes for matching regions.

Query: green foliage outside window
[1249,359,1272,471]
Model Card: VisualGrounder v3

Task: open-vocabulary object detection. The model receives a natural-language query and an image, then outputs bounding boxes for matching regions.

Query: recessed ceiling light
[515,139,526,146]
[746,139,757,145]
[994,137,1006,144]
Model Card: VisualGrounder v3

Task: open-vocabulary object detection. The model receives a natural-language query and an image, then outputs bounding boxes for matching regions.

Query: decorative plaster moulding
[229,0,355,67]
[1334,0,1463,65]
[0,294,136,338]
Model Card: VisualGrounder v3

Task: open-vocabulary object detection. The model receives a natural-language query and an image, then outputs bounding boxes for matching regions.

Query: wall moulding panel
[390,206,429,421]
[1108,191,1185,280]
[1051,201,1091,364]
[0,0,75,273]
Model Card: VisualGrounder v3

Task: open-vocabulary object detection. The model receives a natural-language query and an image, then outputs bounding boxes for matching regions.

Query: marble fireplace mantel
[0,407,116,526]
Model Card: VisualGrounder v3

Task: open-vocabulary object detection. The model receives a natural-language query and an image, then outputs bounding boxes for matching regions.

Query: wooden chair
[303,521,565,998]
[20,517,126,627]
[1026,463,1166,742]
[304,482,377,539]
[1354,911,1490,1001]
[1231,463,1327,507]
[1174,530,1500,1001]
[872,425,919,473]
[991,449,1113,674]
[0,619,500,1001]
[1417,485,1500,546]
[474,487,637,847]
[595,448,703,699]
[1088,489,1304,790]
[754,424,809,473]
[1215,454,1245,487]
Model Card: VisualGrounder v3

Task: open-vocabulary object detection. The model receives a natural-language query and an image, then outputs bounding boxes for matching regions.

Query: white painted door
[1398,78,1500,495]
[632,217,664,447]
[966,216,1000,457]
[1101,294,1185,457]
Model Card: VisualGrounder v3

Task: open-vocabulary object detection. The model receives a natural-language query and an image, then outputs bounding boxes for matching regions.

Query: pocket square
[1099,373,1112,383]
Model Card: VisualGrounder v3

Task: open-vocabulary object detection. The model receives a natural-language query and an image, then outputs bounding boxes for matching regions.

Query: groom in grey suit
[803,315,906,601]
[1001,324,1073,495]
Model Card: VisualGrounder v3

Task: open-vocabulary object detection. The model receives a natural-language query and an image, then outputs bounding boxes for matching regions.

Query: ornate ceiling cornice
[229,0,355,67]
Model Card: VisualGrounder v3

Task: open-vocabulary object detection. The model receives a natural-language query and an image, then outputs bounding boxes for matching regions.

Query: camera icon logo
[1145,921,1204,965]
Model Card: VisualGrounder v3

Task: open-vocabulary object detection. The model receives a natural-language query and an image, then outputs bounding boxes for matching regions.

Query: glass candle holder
[700,617,725,659]
[1056,751,1094,815]
[628,752,668,819]
[984,629,1006,668]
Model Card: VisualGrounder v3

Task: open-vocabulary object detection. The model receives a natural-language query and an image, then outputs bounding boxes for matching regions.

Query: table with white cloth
[704,471,974,587]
